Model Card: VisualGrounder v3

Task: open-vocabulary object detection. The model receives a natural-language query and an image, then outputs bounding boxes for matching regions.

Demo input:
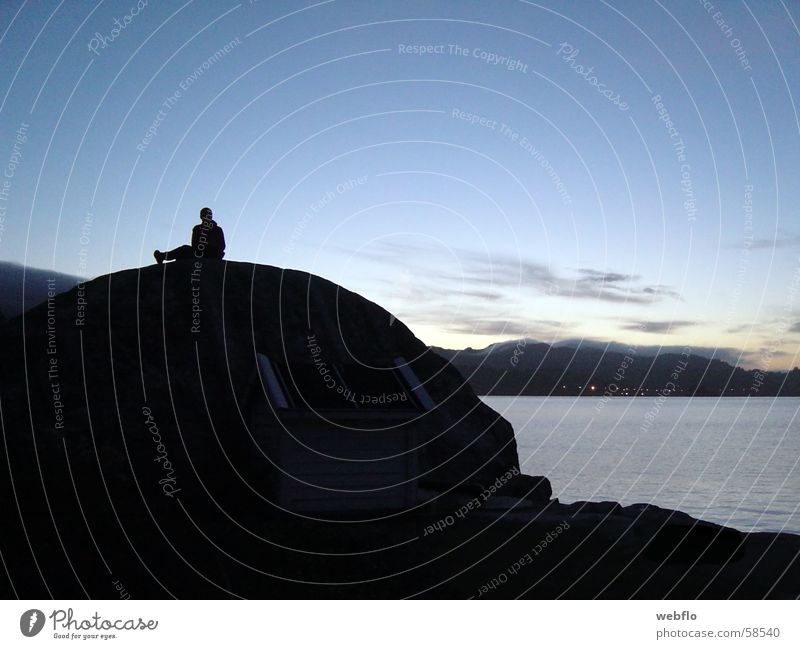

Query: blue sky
[1,0,799,368]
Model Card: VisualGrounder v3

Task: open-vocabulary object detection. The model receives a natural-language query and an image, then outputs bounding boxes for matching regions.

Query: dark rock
[0,260,521,597]
[622,503,697,525]
[0,260,518,493]
[558,500,624,516]
[501,474,552,503]
[643,523,745,564]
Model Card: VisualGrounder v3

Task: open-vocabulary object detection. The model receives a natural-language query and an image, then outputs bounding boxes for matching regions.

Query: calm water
[482,396,800,534]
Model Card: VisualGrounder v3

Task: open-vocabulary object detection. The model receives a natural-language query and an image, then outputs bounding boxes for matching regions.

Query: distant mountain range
[432,339,800,397]
[0,261,82,324]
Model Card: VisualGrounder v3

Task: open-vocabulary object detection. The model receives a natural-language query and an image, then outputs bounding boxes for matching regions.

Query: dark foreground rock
[0,260,797,598]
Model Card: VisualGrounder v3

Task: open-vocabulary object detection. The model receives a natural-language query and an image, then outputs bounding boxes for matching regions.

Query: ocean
[482,396,800,534]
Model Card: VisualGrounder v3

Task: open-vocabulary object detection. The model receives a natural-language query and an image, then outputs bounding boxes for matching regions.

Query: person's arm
[218,226,226,253]
[191,224,200,248]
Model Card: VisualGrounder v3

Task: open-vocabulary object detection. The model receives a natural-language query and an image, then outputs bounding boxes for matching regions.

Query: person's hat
[200,207,213,218]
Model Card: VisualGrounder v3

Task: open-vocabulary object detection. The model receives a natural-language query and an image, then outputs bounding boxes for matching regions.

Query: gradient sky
[1,0,799,369]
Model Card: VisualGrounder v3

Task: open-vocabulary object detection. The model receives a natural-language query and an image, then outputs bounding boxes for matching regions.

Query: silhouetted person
[154,207,225,264]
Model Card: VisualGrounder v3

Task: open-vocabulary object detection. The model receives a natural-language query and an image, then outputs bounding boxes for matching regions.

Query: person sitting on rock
[153,207,226,264]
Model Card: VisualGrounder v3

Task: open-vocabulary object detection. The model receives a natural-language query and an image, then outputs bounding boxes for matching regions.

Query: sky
[1,0,799,369]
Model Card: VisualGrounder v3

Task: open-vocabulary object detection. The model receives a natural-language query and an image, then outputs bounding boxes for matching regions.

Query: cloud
[441,256,558,290]
[577,268,639,284]
[376,273,505,303]
[337,241,683,315]
[442,251,679,305]
[444,319,533,336]
[642,285,684,300]
[749,234,800,250]
[727,320,800,336]
[620,320,697,334]
[443,318,567,337]
[569,268,681,304]
[459,289,505,301]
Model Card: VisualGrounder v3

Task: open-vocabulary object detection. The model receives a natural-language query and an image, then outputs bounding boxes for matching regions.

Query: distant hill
[0,261,83,319]
[432,339,800,397]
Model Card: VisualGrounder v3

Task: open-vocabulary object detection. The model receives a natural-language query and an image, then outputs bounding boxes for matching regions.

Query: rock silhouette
[0,260,797,598]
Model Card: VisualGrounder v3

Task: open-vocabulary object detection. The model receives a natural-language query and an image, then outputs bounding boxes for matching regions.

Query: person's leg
[162,245,195,261]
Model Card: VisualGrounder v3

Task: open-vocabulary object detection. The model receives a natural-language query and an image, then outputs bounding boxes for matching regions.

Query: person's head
[200,207,213,222]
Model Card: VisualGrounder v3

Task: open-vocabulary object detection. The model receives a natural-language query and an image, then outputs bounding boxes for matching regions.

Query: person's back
[191,217,225,259]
